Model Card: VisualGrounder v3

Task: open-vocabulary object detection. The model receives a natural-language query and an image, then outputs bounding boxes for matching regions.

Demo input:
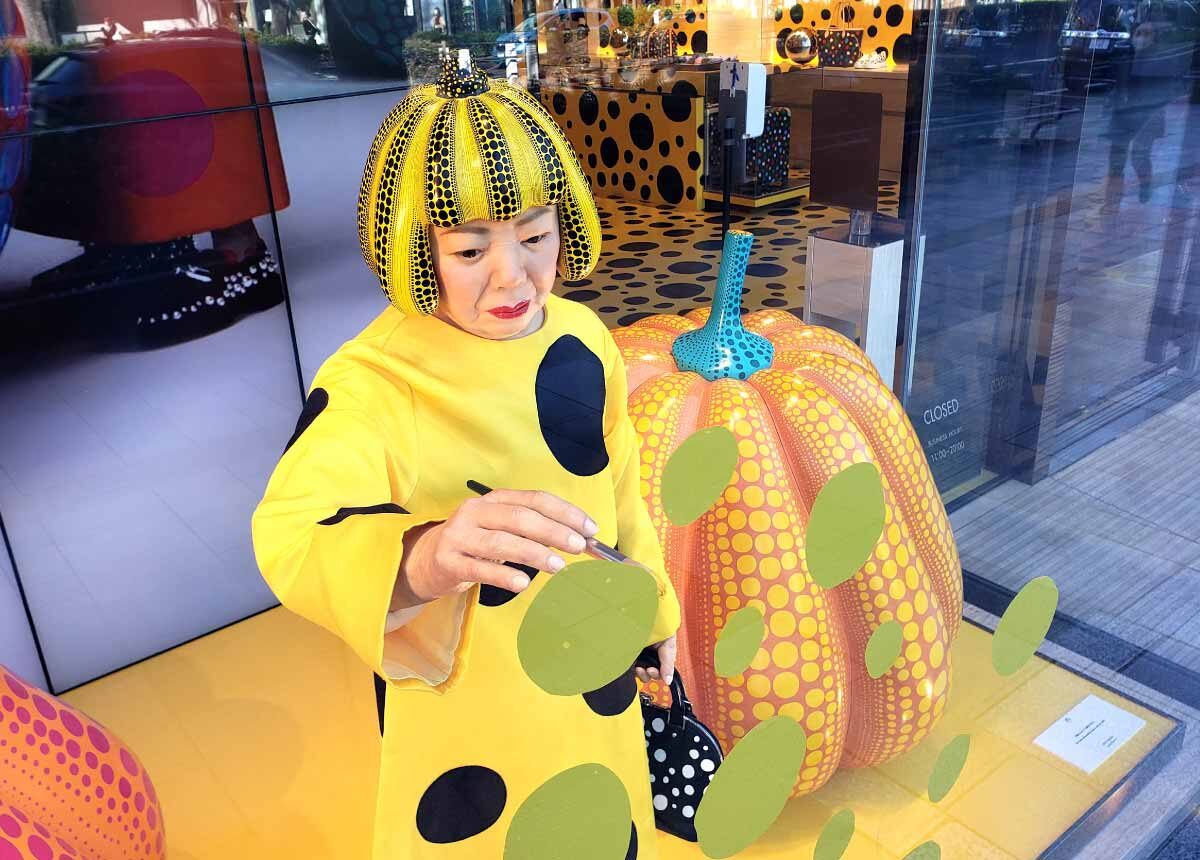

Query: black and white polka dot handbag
[635,647,724,843]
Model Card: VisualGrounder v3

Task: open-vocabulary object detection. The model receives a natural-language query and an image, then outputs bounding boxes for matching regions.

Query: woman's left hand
[635,635,676,686]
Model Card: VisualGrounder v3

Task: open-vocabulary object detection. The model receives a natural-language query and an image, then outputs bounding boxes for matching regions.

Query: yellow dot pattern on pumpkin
[611,309,961,797]
[753,353,954,769]
[684,376,849,793]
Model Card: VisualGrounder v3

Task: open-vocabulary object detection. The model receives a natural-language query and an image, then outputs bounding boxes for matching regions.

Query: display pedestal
[63,604,1182,860]
[804,213,905,391]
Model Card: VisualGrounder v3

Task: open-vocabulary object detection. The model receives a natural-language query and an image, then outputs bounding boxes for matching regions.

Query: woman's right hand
[402,489,600,603]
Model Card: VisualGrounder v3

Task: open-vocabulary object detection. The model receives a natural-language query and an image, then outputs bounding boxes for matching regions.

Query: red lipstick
[488,300,530,319]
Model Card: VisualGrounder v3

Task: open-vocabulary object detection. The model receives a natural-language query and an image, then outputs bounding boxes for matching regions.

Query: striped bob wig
[357,55,602,316]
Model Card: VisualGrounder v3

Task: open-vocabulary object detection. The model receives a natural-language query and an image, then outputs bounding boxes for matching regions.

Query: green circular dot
[814,808,856,860]
[928,734,971,803]
[902,840,942,860]
[715,606,766,678]
[993,576,1059,676]
[865,620,904,680]
[504,763,630,860]
[806,463,886,590]
[517,560,660,695]
[695,716,807,857]
[662,426,739,526]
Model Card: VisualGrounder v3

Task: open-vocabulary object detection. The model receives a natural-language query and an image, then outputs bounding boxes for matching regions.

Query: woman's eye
[456,248,483,260]
[523,232,552,246]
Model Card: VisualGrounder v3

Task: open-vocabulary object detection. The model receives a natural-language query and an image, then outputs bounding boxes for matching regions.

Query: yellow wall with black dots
[770,1,916,67]
[539,86,707,211]
[658,0,914,65]
[669,3,710,55]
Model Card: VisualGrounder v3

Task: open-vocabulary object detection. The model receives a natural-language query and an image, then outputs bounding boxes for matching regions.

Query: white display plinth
[804,214,905,390]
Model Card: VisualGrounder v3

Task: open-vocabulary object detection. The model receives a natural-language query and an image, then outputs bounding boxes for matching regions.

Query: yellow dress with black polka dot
[252,293,680,859]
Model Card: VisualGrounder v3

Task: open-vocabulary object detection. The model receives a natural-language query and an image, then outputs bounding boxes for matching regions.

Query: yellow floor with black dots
[60,608,1172,860]
[566,177,902,329]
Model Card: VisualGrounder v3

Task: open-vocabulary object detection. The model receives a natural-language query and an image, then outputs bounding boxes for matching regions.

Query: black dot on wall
[629,113,655,149]
[598,173,607,187]
[587,153,597,169]
[868,24,878,37]
[566,120,573,128]
[584,134,593,147]
[599,119,607,132]
[686,186,696,200]
[657,165,684,205]
[685,8,695,21]
[627,91,638,103]
[874,5,882,17]
[677,31,687,46]
[790,3,803,22]
[579,90,599,125]
[624,149,633,164]
[820,8,831,20]
[662,94,692,123]
[659,140,671,157]
[623,172,636,191]
[641,185,652,201]
[600,137,619,168]
[639,157,649,170]
[671,80,699,99]
[552,93,567,115]
[687,151,701,170]
[692,30,707,52]
[894,33,913,60]
[607,100,621,120]
[886,3,904,26]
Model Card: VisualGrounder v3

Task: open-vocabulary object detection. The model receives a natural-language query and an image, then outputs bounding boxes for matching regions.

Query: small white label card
[1033,694,1146,775]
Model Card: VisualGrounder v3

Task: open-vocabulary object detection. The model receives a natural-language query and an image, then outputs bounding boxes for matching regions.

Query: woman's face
[429,205,560,340]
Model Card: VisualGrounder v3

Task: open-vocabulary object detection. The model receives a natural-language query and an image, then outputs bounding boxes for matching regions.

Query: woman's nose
[489,243,527,291]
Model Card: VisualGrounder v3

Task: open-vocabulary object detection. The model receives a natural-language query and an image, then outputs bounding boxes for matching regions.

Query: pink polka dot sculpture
[0,667,166,860]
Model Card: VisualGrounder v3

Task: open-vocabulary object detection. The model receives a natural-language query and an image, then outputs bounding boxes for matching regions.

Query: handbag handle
[831,0,852,27]
[635,646,695,729]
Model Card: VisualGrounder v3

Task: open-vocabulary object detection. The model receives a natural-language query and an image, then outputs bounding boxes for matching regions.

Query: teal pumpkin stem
[672,230,775,381]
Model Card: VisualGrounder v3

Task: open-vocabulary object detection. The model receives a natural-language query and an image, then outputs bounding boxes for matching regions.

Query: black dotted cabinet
[540,83,707,210]
[705,105,792,193]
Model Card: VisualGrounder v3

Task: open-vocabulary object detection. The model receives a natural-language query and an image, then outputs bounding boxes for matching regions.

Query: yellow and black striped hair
[357,56,602,316]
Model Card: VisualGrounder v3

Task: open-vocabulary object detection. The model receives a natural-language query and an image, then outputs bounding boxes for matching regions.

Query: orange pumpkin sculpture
[0,665,166,860]
[612,230,962,796]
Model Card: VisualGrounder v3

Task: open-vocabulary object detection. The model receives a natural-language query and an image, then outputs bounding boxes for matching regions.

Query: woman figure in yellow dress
[252,54,681,859]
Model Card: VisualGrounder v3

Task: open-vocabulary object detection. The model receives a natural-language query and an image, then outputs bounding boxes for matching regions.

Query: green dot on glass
[864,620,904,679]
[902,840,941,860]
[517,560,659,696]
[813,808,855,860]
[928,734,971,803]
[661,425,739,526]
[992,575,1059,676]
[695,716,807,858]
[503,763,630,860]
[714,606,766,678]
[805,462,886,590]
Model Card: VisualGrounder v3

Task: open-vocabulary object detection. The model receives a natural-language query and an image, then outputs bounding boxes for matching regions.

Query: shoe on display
[854,50,888,69]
